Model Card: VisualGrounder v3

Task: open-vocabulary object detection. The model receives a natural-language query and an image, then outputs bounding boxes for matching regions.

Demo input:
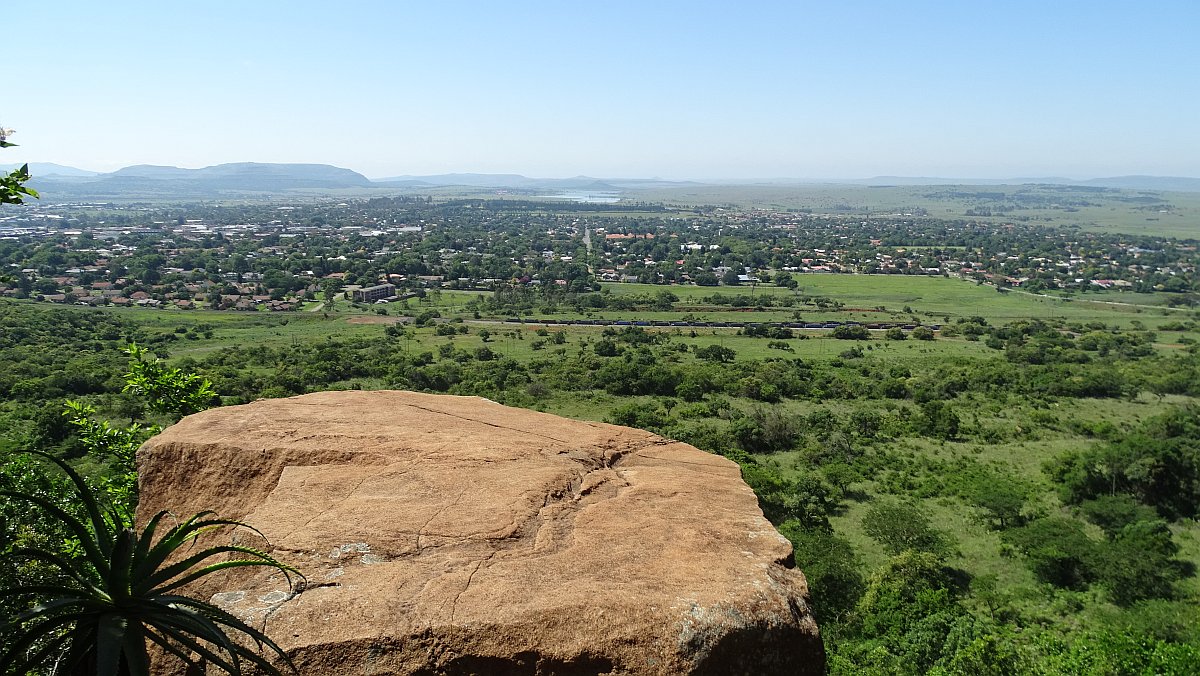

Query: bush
[779,522,865,622]
[1048,405,1200,519]
[605,402,669,433]
[1079,495,1158,537]
[729,408,799,453]
[1093,519,1185,606]
[832,325,870,340]
[861,501,952,556]
[1002,517,1097,589]
[695,344,737,362]
[740,462,835,528]
[918,400,960,440]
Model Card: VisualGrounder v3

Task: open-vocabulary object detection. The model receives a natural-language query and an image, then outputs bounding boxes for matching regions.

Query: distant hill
[106,162,371,188]
[28,162,373,199]
[1076,176,1200,192]
[107,165,197,179]
[16,162,1200,201]
[0,162,99,177]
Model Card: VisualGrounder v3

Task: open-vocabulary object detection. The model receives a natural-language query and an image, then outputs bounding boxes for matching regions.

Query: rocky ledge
[137,391,823,675]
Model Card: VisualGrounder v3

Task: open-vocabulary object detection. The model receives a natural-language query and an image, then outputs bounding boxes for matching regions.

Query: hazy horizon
[6,1,1198,179]
[9,161,1200,184]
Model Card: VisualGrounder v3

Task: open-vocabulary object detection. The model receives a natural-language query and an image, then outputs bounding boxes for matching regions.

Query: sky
[5,1,1199,179]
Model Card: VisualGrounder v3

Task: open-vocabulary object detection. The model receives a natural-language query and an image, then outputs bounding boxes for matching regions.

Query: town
[0,197,1196,311]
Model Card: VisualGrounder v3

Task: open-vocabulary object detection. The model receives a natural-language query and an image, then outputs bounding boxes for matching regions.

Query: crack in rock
[449,549,497,622]
[399,402,576,445]
[417,487,470,550]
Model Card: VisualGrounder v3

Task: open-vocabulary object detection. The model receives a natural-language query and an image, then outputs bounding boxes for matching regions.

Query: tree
[122,344,217,421]
[320,278,341,308]
[695,344,736,363]
[966,473,1029,529]
[1049,405,1200,519]
[1002,517,1097,589]
[0,128,39,205]
[740,462,835,528]
[861,501,951,556]
[593,338,619,357]
[0,452,300,675]
[228,254,250,282]
[779,522,864,623]
[831,325,870,340]
[64,400,150,516]
[1094,519,1185,606]
[852,550,965,662]
[775,271,798,289]
[918,400,960,440]
[1079,495,1158,538]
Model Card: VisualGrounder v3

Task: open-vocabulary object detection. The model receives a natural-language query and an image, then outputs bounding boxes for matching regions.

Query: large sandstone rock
[138,391,823,675]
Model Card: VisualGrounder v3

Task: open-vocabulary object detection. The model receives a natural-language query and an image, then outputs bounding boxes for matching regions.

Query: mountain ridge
[11,162,1200,198]
[23,162,373,198]
[0,162,100,178]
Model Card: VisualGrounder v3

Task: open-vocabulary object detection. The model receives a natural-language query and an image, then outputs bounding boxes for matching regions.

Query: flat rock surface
[138,391,823,675]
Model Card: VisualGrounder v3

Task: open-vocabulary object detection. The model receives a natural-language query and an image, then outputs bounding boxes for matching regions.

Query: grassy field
[816,392,1200,628]
[623,183,1200,238]
[93,273,1200,364]
[116,309,1194,369]
[598,278,1198,330]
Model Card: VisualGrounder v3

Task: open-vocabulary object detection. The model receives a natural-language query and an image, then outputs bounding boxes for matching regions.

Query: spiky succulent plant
[0,451,301,675]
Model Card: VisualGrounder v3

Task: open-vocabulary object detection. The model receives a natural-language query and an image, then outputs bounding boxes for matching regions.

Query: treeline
[164,323,1194,411]
[471,288,851,317]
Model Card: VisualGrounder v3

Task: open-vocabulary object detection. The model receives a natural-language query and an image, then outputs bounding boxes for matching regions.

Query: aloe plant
[0,451,302,675]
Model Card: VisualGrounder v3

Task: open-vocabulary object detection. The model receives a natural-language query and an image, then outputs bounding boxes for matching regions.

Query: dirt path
[346,315,413,325]
[1008,287,1192,313]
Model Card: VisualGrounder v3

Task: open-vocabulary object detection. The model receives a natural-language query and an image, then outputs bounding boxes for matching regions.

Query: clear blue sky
[6,1,1198,179]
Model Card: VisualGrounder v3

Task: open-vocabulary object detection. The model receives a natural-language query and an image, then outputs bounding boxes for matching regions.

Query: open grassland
[625,183,1200,238]
[91,273,1200,364]
[113,307,1196,368]
[599,278,1199,330]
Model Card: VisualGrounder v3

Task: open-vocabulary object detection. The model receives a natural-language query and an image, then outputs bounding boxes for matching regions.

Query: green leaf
[121,622,152,676]
[95,613,128,676]
[132,509,173,566]
[153,554,301,595]
[143,626,204,671]
[107,528,138,598]
[28,449,118,556]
